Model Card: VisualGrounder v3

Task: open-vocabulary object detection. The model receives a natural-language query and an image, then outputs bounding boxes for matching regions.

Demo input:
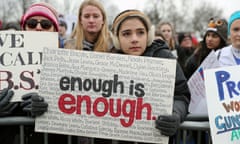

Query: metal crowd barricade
[0,114,210,144]
[177,114,211,144]
[0,116,34,144]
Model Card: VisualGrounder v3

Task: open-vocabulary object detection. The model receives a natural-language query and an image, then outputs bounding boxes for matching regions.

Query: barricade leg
[197,131,201,144]
[20,125,24,144]
[112,140,118,144]
[44,133,48,144]
[68,135,72,144]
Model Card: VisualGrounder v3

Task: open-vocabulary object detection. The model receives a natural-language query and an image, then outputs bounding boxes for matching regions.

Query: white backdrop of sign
[188,51,220,114]
[205,65,240,144]
[0,31,58,101]
[35,48,177,144]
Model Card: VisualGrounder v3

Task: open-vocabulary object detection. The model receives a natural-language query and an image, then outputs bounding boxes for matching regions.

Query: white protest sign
[35,48,177,144]
[188,51,220,114]
[0,31,58,101]
[205,65,240,144]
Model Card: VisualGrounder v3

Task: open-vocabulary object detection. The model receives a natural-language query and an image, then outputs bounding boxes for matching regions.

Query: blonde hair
[157,22,176,50]
[69,0,109,52]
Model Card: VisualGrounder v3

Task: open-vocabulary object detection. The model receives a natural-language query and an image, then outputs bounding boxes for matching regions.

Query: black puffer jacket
[143,40,190,122]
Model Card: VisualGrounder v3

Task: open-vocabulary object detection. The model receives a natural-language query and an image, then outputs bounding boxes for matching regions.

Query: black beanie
[178,32,192,44]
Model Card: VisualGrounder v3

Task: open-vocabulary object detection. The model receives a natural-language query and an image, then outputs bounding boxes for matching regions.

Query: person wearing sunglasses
[20,2,59,32]
[184,17,228,80]
[0,2,59,144]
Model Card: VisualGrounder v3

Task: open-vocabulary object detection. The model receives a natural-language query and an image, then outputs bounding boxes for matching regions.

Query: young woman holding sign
[0,1,58,117]
[0,2,58,144]
[110,9,190,144]
[64,0,113,143]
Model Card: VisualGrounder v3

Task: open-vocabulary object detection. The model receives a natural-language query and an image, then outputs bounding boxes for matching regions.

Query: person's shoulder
[64,38,76,49]
[215,45,231,55]
[145,40,175,58]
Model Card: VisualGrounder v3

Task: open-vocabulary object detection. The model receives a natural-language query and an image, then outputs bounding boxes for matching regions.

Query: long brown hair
[157,22,176,50]
[69,0,110,52]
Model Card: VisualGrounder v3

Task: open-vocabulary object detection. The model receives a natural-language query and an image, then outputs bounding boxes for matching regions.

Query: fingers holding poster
[204,66,240,143]
[35,47,176,144]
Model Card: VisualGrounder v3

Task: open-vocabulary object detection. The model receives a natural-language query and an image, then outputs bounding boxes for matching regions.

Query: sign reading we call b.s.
[0,31,58,101]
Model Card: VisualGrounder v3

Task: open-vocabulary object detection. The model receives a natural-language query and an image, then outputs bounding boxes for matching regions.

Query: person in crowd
[0,20,2,30]
[64,0,111,51]
[185,17,228,79]
[0,2,58,144]
[156,21,178,57]
[216,10,240,66]
[110,9,190,144]
[177,32,195,74]
[65,0,112,143]
[191,35,199,48]
[20,1,59,116]
[155,30,166,41]
[3,21,21,30]
[20,2,59,32]
[59,16,68,48]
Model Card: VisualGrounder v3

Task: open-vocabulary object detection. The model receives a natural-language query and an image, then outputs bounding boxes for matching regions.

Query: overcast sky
[113,0,240,19]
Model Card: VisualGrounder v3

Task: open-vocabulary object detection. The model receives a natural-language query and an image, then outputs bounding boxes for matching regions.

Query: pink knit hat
[21,2,59,31]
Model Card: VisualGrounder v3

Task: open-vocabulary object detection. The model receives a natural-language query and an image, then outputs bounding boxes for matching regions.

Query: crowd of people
[0,0,240,143]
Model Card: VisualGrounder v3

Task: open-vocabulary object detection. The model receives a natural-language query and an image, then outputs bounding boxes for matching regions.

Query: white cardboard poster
[188,51,220,114]
[35,48,177,144]
[0,31,58,101]
[205,66,240,144]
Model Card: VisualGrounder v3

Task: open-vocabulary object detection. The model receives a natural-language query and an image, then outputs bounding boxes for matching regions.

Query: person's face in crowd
[159,24,172,42]
[230,19,240,49]
[118,18,147,56]
[25,16,55,32]
[59,24,66,36]
[205,31,221,49]
[80,5,104,35]
[180,36,192,48]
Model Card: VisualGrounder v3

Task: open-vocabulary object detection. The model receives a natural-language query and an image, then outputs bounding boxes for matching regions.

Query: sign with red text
[0,31,58,101]
[205,66,240,144]
[35,48,177,144]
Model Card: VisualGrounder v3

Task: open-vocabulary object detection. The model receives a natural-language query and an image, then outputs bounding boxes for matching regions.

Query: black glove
[0,88,18,116]
[21,92,48,117]
[155,113,181,136]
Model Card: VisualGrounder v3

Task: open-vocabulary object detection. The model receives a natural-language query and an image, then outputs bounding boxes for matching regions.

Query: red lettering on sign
[58,93,154,127]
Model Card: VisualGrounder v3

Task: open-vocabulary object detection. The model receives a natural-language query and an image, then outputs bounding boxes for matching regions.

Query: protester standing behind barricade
[59,16,68,48]
[3,22,21,31]
[110,9,190,144]
[216,11,240,66]
[156,22,178,57]
[0,2,59,144]
[64,0,112,51]
[64,0,112,143]
[184,17,228,79]
[176,32,195,76]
